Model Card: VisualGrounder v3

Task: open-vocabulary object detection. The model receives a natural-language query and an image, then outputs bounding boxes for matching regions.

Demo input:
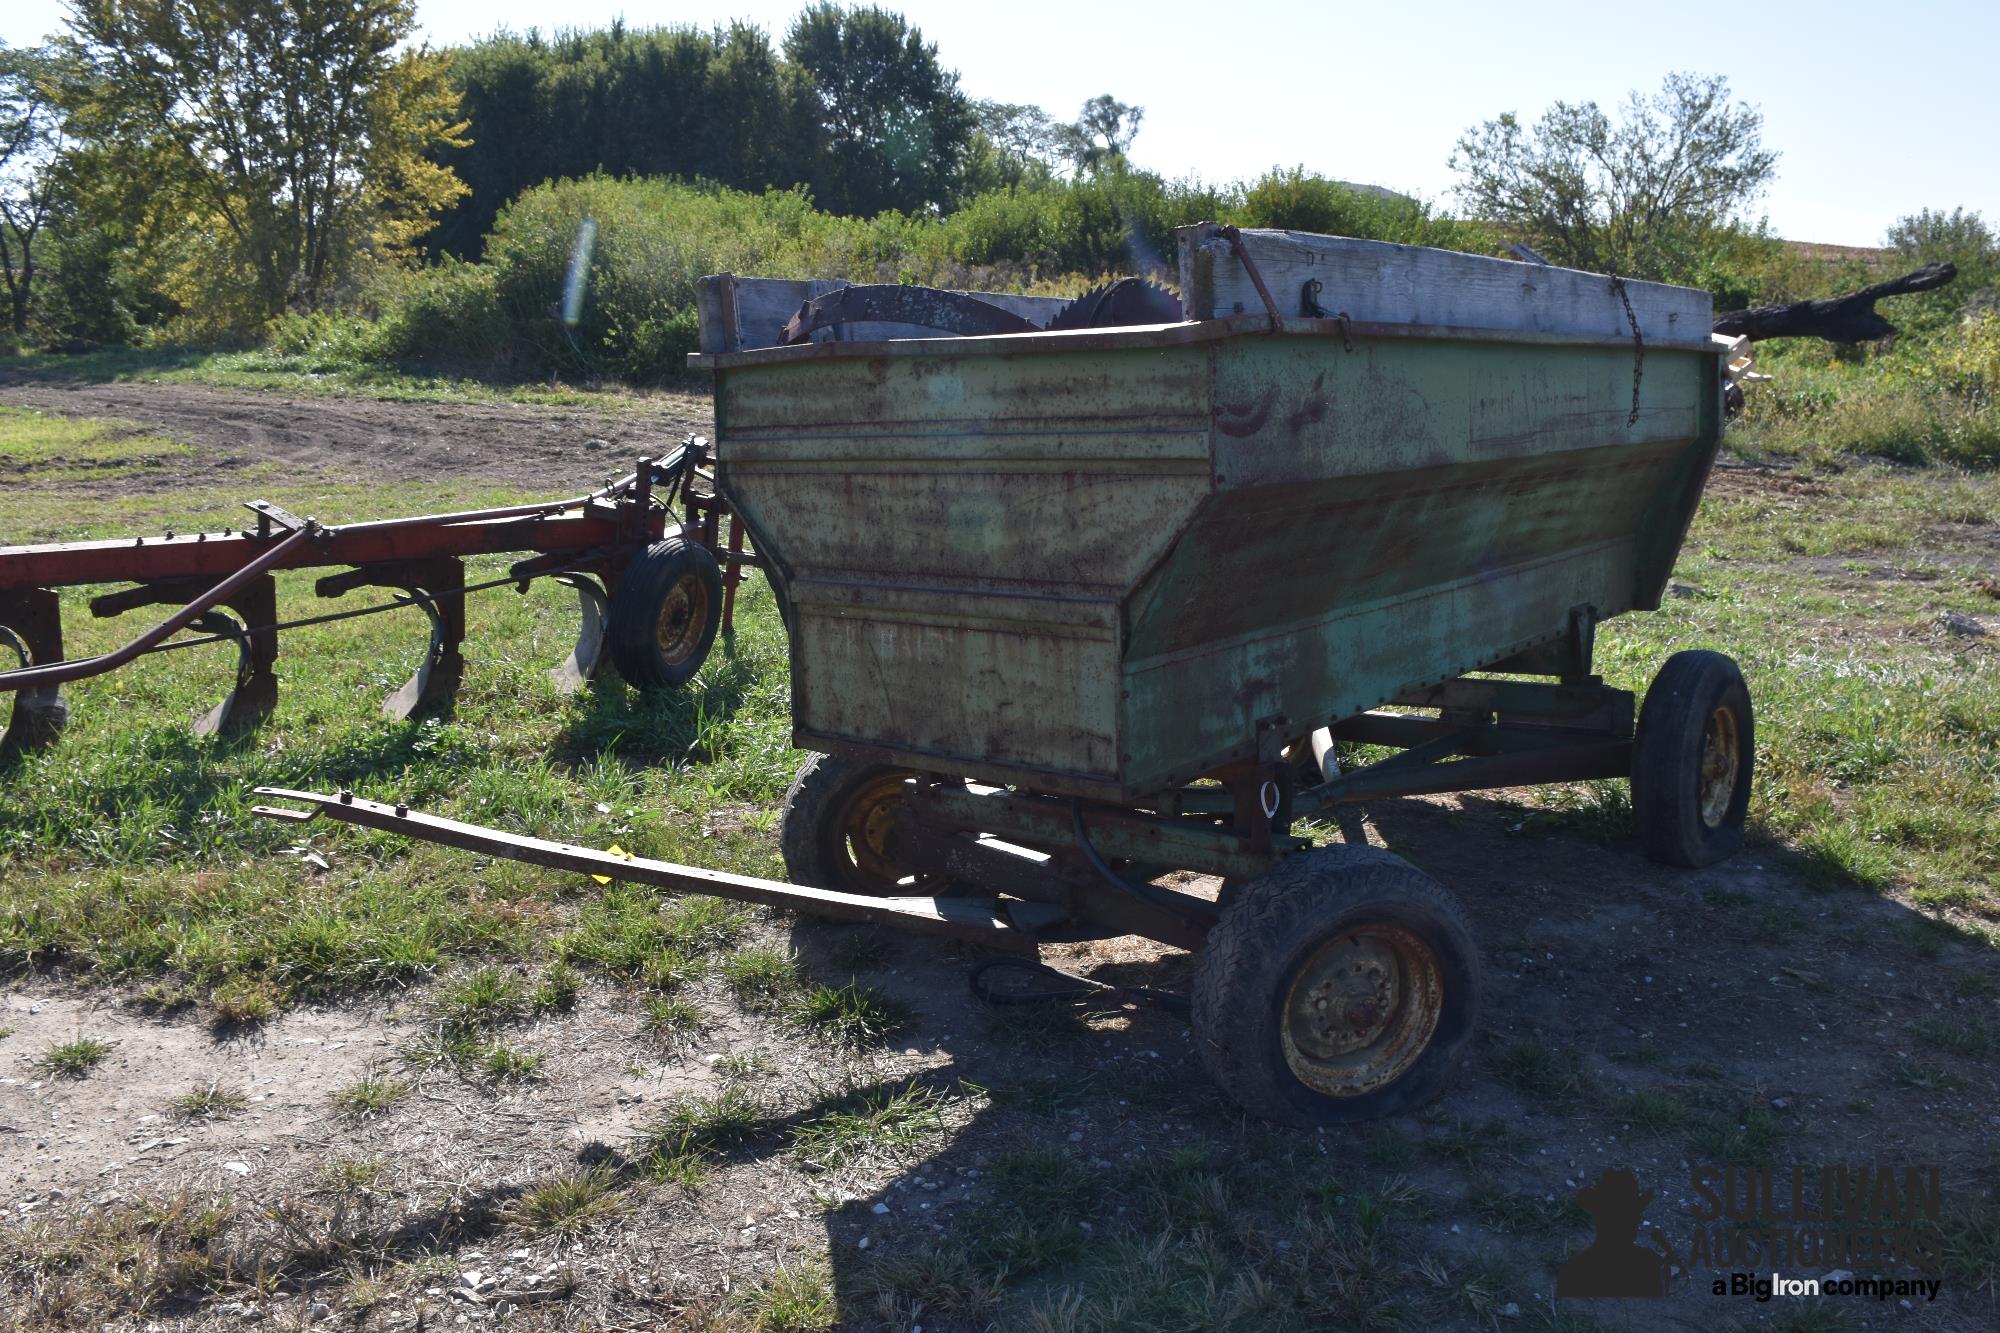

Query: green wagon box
[694,226,1745,1122]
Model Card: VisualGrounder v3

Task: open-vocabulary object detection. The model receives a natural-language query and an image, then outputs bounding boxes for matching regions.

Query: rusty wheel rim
[1698,706,1740,829]
[1280,923,1443,1098]
[655,573,711,667]
[835,770,919,895]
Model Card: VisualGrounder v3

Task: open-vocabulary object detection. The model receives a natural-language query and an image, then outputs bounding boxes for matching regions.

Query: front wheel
[1631,650,1754,868]
[1192,845,1481,1126]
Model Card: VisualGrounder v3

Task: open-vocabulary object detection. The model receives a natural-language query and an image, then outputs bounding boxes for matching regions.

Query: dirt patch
[0,375,714,493]
[1703,461,1828,503]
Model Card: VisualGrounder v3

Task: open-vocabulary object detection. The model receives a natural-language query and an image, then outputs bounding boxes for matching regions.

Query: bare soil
[0,375,712,491]
[2,383,1996,1329]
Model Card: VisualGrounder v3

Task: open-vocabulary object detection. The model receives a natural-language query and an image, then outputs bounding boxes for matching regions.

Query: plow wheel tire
[781,752,938,898]
[1631,650,1754,868]
[1193,845,1480,1127]
[608,537,723,690]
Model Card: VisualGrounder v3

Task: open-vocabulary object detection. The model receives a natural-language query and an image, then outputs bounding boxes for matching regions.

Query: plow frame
[0,437,760,751]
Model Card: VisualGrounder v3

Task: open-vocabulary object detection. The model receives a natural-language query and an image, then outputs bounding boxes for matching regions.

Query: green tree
[433,23,810,259]
[783,3,971,216]
[1055,94,1143,176]
[961,100,1061,194]
[0,43,67,335]
[1449,72,1776,281]
[63,0,469,324]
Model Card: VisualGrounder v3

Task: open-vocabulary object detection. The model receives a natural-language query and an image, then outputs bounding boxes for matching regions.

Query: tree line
[1,1,1991,357]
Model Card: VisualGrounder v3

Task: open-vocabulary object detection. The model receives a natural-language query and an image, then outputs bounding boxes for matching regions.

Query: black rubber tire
[1192,844,1481,1127]
[781,751,930,897]
[1631,650,1754,868]
[607,536,723,690]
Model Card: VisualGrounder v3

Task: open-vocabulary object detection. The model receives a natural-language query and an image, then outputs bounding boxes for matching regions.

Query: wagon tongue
[249,787,1035,947]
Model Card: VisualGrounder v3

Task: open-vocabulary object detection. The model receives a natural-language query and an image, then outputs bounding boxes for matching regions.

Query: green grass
[1490,1039,1600,1112]
[0,406,192,481]
[480,1043,542,1081]
[640,1087,767,1183]
[38,1037,111,1077]
[789,1082,944,1172]
[1686,1102,1786,1168]
[1729,322,2000,470]
[506,1167,625,1239]
[784,980,914,1047]
[528,960,582,1014]
[170,1083,248,1120]
[208,977,278,1027]
[1610,1089,1694,1136]
[1910,1012,1997,1059]
[720,945,802,1008]
[640,995,705,1048]
[734,1260,837,1333]
[432,965,526,1032]
[331,1067,410,1119]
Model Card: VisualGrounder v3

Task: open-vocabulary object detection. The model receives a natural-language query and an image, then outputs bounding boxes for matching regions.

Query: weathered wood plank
[1175,224,1714,349]
[695,275,1071,353]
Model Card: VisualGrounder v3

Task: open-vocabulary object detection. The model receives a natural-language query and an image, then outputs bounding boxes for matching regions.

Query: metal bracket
[0,589,68,754]
[1219,225,1285,332]
[549,574,609,693]
[86,575,280,736]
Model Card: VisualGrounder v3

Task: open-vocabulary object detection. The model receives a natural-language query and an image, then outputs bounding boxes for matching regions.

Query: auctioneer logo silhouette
[1557,1168,1676,1298]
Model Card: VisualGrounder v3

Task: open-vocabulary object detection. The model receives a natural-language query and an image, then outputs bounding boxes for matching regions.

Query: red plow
[0,437,756,752]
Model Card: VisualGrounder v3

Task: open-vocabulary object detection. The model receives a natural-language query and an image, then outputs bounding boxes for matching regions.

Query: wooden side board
[1175,224,1714,349]
[696,275,1072,354]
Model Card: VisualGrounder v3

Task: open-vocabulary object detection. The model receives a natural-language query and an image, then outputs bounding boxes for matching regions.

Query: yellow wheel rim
[835,770,919,895]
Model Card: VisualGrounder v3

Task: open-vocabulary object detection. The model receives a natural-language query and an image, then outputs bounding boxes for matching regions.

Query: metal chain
[1609,273,1645,426]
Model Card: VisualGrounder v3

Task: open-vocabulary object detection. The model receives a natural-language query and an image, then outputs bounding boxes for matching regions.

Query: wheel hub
[1698,706,1739,828]
[655,573,710,666]
[837,771,919,894]
[1280,923,1443,1098]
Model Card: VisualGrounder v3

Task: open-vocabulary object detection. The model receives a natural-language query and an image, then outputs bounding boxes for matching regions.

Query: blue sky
[7,0,1996,248]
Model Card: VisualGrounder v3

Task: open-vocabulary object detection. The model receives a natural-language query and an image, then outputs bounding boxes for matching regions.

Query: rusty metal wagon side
[257,227,1753,1127]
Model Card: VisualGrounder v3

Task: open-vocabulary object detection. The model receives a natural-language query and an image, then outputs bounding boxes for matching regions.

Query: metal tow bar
[250,788,1032,947]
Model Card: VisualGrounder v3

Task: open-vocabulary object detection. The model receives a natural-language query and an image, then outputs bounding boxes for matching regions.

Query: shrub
[1732,316,2000,468]
[369,257,510,373]
[364,167,1512,384]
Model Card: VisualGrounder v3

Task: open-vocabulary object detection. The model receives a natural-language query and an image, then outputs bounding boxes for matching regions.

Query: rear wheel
[1193,845,1481,1126]
[607,536,722,690]
[781,752,945,897]
[1631,650,1754,867]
